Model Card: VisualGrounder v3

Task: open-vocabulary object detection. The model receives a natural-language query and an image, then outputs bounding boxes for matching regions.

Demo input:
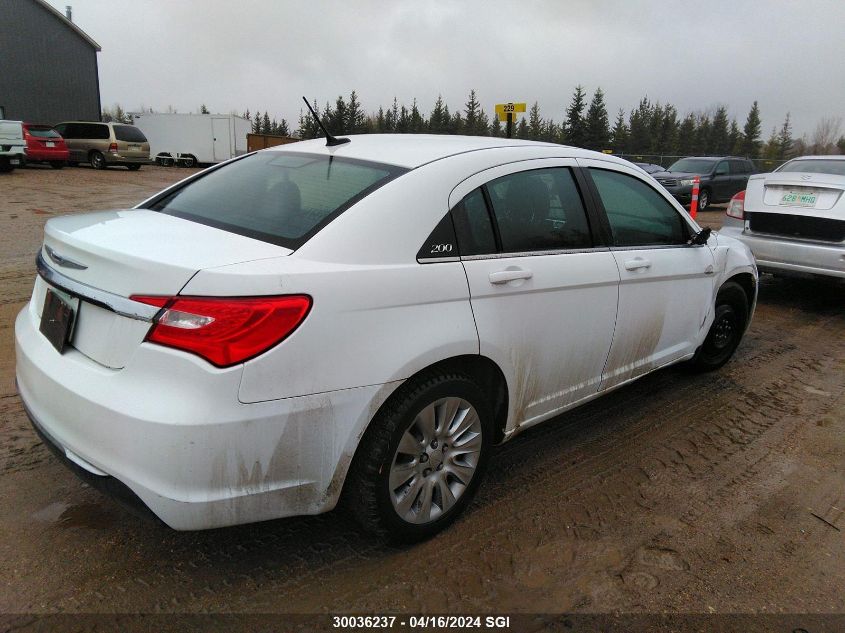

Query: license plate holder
[39,288,79,353]
[46,141,55,148]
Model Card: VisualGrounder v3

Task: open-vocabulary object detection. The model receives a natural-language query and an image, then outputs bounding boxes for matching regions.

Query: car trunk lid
[37,209,291,368]
[745,173,845,243]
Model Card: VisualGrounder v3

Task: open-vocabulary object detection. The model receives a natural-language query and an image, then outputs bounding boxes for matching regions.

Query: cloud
[49,0,845,137]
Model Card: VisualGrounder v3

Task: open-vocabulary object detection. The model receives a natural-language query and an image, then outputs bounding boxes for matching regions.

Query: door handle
[624,257,652,271]
[489,269,533,284]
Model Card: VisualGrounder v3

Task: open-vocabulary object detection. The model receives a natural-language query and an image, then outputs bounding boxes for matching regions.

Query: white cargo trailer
[131,113,251,166]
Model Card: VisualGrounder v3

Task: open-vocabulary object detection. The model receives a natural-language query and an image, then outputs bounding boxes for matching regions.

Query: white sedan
[15,135,757,541]
[721,155,845,279]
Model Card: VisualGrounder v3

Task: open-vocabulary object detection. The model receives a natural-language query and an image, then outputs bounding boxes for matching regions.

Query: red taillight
[726,191,745,220]
[108,142,118,153]
[131,295,312,367]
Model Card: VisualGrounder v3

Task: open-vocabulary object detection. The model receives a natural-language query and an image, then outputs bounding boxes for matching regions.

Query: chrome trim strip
[609,243,703,251]
[36,251,160,322]
[417,256,461,264]
[460,247,610,261]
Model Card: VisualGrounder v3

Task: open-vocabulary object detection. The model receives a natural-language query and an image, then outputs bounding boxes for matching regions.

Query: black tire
[697,188,711,211]
[50,161,64,170]
[0,161,13,173]
[687,281,748,372]
[180,155,196,168]
[89,151,106,170]
[126,164,141,171]
[343,370,493,543]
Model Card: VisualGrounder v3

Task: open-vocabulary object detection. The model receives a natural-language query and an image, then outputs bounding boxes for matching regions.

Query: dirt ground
[0,166,843,625]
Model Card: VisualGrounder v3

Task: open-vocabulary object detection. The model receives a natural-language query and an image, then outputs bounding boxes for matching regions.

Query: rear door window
[114,125,147,142]
[79,123,109,139]
[451,188,497,256]
[485,167,592,252]
[589,168,688,247]
[149,152,407,249]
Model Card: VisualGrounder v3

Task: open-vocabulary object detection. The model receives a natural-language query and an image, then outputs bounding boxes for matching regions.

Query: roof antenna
[302,96,350,147]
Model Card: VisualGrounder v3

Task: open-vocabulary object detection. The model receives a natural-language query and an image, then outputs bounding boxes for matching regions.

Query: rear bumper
[23,401,160,523]
[720,225,845,279]
[25,148,69,161]
[106,154,150,165]
[15,299,392,530]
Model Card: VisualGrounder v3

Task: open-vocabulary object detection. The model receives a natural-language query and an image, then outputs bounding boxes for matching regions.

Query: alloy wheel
[389,397,483,524]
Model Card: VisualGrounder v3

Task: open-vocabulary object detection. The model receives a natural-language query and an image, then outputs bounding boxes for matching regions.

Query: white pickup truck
[0,120,26,172]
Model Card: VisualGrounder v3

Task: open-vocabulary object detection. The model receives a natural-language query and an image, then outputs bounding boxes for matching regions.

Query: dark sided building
[0,0,101,124]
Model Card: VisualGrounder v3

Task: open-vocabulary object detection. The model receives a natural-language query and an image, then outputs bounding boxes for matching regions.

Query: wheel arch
[723,272,757,329]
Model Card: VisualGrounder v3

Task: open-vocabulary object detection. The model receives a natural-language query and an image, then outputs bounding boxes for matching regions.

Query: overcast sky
[47,0,845,139]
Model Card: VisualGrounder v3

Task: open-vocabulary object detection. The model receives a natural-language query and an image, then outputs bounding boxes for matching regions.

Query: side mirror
[690,226,712,245]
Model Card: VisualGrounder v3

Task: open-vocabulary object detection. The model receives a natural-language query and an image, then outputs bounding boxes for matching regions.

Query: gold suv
[53,121,151,170]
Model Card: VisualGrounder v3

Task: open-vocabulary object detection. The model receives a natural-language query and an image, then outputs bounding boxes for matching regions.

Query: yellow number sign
[495,102,526,122]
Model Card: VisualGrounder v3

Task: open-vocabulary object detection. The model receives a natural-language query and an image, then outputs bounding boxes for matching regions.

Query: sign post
[495,102,526,138]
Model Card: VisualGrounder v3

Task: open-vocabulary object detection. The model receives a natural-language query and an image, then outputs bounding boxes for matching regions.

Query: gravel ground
[0,166,843,628]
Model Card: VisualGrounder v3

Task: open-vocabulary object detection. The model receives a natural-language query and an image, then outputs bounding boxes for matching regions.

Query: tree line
[103,89,845,160]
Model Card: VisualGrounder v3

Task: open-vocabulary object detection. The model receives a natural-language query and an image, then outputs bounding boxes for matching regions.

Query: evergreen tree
[677,113,696,156]
[838,136,845,154]
[695,114,712,155]
[528,102,543,140]
[489,116,503,137]
[449,111,463,135]
[610,109,628,154]
[261,111,271,135]
[541,119,559,143]
[710,106,730,155]
[463,90,484,136]
[375,107,386,133]
[396,105,410,133]
[777,113,793,159]
[742,101,762,157]
[409,99,426,133]
[347,91,367,134]
[296,100,321,139]
[515,117,528,139]
[627,98,652,154]
[429,95,449,135]
[728,119,743,155]
[253,110,262,134]
[278,119,290,136]
[563,85,587,147]
[762,127,780,160]
[200,104,209,114]
[243,109,250,122]
[385,98,400,132]
[584,88,610,151]
[658,105,679,155]
[329,95,348,134]
[646,102,664,154]
[270,118,278,135]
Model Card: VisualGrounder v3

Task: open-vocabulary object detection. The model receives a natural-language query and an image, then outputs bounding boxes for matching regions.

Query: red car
[22,123,69,169]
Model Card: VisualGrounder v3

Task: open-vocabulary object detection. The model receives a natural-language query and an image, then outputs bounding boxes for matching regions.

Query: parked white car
[0,119,26,172]
[15,135,757,541]
[721,155,845,280]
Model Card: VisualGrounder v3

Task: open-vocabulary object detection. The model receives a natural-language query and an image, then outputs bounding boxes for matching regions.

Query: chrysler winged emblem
[45,244,88,270]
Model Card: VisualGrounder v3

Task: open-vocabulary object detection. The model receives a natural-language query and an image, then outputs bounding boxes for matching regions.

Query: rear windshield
[776,159,845,176]
[27,126,61,138]
[148,152,407,249]
[114,125,147,142]
[666,158,718,173]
